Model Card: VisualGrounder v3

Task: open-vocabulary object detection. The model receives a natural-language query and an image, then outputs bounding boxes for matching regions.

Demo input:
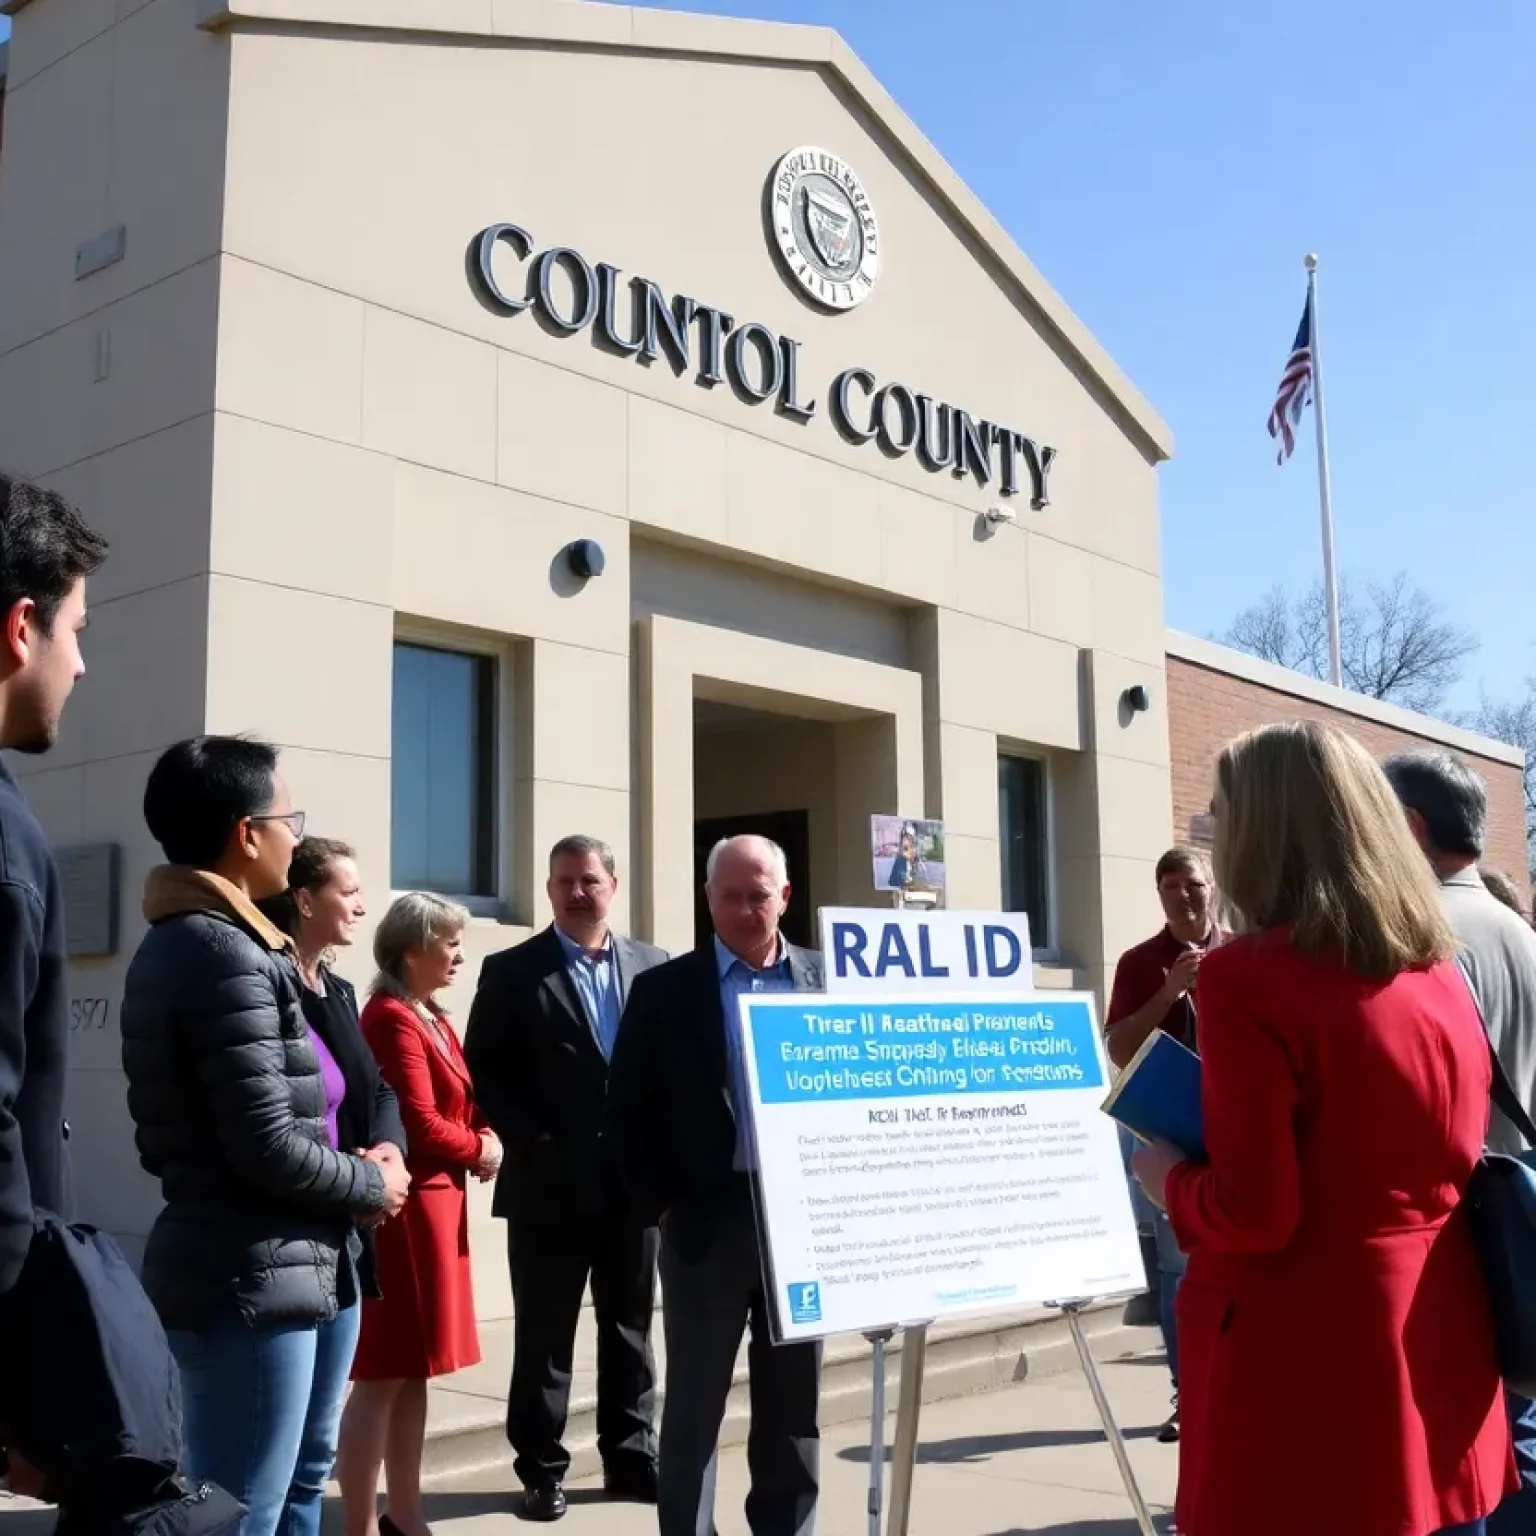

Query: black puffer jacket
[120,867,386,1332]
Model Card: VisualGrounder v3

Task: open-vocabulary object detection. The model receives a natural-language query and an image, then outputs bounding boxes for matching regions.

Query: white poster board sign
[821,907,1033,994]
[740,986,1143,1343]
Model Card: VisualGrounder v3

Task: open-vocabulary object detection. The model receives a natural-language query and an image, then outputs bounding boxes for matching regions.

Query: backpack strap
[1455,951,1536,1150]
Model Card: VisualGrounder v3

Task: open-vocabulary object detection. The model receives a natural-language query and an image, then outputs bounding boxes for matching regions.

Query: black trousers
[657,1185,821,1536]
[505,1212,660,1489]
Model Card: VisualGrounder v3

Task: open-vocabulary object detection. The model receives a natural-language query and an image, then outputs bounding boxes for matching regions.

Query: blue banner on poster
[742,996,1102,1104]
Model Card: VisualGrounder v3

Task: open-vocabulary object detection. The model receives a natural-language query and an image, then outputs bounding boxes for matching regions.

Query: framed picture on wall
[870,815,946,897]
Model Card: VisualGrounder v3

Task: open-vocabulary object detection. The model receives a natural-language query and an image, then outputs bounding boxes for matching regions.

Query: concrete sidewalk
[374,1333,1175,1536]
[422,1301,1147,1479]
[0,1333,1176,1536]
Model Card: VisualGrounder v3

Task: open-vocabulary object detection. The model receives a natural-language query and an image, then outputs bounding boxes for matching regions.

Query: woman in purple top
[310,1029,346,1150]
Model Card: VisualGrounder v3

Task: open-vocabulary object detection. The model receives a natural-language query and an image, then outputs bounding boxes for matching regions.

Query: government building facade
[0,0,1523,1328]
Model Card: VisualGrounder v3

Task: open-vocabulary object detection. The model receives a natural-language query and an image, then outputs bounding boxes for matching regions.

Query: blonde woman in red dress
[336,894,501,1536]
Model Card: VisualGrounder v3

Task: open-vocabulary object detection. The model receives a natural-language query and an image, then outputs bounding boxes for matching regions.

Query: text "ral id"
[828,920,1027,983]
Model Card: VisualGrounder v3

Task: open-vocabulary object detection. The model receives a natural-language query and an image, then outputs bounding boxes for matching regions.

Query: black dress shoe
[603,1464,659,1504]
[522,1485,567,1522]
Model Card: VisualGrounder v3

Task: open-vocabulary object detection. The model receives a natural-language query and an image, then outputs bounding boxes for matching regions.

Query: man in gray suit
[607,834,825,1536]
[1385,749,1536,1535]
[464,835,668,1523]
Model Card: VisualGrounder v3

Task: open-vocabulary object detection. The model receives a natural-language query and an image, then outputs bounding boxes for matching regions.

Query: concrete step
[421,1300,1156,1483]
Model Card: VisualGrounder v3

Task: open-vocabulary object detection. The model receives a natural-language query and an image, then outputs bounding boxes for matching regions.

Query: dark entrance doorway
[693,810,812,951]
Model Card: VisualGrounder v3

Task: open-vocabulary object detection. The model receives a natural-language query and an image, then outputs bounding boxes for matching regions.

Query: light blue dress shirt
[555,926,623,1061]
[714,934,794,1170]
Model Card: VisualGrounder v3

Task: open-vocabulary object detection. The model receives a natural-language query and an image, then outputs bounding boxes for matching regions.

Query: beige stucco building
[0,0,1184,1308]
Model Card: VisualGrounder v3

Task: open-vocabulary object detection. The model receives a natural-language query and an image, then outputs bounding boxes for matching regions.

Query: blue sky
[6,5,1531,710]
[621,0,1536,712]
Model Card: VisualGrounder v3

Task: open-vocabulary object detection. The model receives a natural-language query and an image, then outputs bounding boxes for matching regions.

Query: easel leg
[885,1324,925,1536]
[1061,1303,1159,1536]
[864,1331,893,1536]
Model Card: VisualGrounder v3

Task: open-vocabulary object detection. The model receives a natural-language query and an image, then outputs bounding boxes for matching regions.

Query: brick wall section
[1167,656,1530,901]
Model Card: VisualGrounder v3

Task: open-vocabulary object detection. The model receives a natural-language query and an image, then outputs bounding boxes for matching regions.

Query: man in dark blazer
[606,834,825,1536]
[0,475,108,1500]
[464,835,667,1524]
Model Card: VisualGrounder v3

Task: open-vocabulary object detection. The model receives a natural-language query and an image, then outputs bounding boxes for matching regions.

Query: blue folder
[1100,1028,1205,1161]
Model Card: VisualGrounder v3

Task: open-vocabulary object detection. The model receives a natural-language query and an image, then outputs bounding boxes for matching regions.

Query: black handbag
[1458,962,1536,1397]
[0,1213,243,1533]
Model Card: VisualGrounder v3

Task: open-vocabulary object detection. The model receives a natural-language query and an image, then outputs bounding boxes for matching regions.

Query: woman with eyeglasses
[121,737,411,1536]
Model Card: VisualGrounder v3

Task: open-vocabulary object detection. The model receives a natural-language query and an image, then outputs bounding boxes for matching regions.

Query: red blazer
[355,992,486,1380]
[1165,929,1513,1536]
[359,993,487,1181]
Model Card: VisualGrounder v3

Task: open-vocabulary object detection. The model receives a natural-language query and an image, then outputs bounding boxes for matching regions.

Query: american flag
[1267,294,1314,464]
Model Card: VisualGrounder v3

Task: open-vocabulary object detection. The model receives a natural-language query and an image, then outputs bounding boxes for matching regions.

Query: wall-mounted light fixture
[1122,684,1151,714]
[564,538,606,581]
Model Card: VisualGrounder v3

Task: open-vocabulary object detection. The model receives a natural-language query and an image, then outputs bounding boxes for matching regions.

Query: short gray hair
[705,834,789,887]
[1382,749,1487,859]
[548,835,615,877]
[372,891,470,988]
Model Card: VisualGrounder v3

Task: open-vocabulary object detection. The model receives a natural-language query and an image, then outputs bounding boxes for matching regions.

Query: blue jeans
[1487,1389,1536,1534]
[168,1300,361,1536]
[1120,1125,1185,1387]
[1152,1198,1187,1386]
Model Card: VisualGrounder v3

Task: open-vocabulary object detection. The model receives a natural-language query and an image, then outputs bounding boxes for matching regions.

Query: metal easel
[1051,1299,1158,1536]
[884,1320,926,1536]
[884,1303,1156,1536]
[882,880,935,1536]
[878,868,1157,1536]
[862,1330,894,1536]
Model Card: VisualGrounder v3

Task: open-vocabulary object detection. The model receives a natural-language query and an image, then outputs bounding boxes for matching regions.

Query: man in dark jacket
[606,835,824,1536]
[0,472,108,1495]
[464,835,667,1523]
[1103,846,1225,1446]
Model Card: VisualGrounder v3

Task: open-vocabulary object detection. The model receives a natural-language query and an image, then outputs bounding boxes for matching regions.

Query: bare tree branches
[1467,685,1536,878]
[1220,572,1477,714]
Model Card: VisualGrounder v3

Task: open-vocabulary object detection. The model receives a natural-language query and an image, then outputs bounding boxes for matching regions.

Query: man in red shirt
[1105,846,1226,1444]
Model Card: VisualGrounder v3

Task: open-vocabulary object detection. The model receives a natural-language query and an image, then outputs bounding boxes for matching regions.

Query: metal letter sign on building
[768,146,881,311]
[468,150,1058,505]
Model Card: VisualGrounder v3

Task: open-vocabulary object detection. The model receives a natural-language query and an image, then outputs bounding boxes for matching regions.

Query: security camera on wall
[984,505,1017,526]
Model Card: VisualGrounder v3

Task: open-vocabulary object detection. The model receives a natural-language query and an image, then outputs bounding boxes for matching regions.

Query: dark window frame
[998,751,1052,954]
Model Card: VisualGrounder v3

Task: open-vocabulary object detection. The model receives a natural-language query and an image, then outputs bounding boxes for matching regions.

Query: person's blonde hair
[1213,721,1455,978]
[371,891,469,995]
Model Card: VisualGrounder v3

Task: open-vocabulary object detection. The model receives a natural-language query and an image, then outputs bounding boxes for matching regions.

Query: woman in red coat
[335,894,501,1536]
[1133,722,1513,1536]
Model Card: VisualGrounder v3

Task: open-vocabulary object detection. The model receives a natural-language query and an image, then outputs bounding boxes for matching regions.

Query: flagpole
[1305,252,1343,688]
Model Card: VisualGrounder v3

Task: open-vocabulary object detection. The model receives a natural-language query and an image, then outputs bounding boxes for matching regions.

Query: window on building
[391,641,498,898]
[998,753,1051,951]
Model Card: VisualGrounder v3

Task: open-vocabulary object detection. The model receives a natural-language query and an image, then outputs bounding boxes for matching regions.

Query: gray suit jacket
[1441,868,1536,1154]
